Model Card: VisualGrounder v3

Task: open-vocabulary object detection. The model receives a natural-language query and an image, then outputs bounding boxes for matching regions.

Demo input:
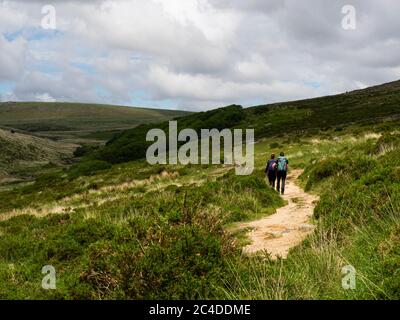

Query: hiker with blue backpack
[265,154,278,188]
[276,152,289,195]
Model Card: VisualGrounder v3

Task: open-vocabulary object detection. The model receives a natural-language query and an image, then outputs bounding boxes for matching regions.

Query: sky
[0,0,399,111]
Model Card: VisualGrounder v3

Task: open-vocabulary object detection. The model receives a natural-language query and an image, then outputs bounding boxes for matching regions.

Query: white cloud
[35,92,56,102]
[0,0,399,110]
[0,35,26,80]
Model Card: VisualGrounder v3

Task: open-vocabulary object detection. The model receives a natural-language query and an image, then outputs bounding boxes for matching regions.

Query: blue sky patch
[304,81,321,89]
[71,62,96,75]
[4,28,62,42]
[0,81,16,94]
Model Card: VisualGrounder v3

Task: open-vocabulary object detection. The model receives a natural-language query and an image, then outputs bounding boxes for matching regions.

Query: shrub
[69,160,111,177]
[305,157,346,190]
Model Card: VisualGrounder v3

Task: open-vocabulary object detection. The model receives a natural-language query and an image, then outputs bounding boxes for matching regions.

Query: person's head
[270,153,275,159]
[280,152,285,157]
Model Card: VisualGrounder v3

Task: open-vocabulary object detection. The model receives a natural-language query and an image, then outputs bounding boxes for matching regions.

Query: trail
[237,169,318,259]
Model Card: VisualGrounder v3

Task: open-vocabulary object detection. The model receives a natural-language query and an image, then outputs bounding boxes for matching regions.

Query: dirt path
[238,169,318,259]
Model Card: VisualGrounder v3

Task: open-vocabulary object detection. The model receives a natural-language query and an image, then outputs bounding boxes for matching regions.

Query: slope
[93,79,400,164]
[0,102,189,143]
[246,79,400,138]
[0,128,76,183]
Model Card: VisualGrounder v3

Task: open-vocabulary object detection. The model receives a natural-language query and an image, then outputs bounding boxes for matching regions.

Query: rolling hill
[0,102,189,143]
[0,128,77,184]
[92,79,400,164]
[245,79,400,137]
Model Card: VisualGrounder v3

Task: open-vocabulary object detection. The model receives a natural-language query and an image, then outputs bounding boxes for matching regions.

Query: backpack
[267,160,276,172]
[277,157,288,172]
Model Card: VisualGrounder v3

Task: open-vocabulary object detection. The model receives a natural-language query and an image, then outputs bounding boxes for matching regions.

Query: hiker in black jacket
[265,154,278,188]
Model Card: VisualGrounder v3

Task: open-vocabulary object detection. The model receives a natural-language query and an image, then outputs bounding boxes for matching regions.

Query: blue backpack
[277,157,288,172]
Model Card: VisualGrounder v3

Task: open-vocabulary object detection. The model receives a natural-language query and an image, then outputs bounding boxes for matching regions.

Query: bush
[305,158,347,190]
[73,145,99,158]
[69,160,111,178]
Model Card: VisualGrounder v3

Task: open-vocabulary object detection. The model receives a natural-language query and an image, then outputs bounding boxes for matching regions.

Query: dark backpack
[267,160,276,172]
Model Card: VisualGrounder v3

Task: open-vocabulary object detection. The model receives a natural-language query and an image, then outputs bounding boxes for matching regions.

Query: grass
[0,80,399,300]
[0,165,283,299]
[0,128,76,184]
[0,124,398,299]
[219,131,400,300]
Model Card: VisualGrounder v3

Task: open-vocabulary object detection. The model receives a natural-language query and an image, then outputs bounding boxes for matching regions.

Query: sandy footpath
[238,169,318,259]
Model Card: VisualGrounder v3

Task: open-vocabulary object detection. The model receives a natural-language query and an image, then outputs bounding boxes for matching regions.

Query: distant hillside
[93,79,400,164]
[0,102,189,143]
[0,128,76,183]
[245,79,400,137]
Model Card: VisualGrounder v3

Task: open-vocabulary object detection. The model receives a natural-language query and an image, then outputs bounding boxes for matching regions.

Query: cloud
[35,92,56,102]
[0,34,26,80]
[0,0,399,110]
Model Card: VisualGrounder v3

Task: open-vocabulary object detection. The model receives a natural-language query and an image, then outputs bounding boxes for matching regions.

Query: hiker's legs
[268,172,276,188]
[280,172,287,194]
[277,171,286,194]
[276,172,281,192]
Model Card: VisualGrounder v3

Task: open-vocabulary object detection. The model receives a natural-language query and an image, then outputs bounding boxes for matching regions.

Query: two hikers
[265,152,289,195]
